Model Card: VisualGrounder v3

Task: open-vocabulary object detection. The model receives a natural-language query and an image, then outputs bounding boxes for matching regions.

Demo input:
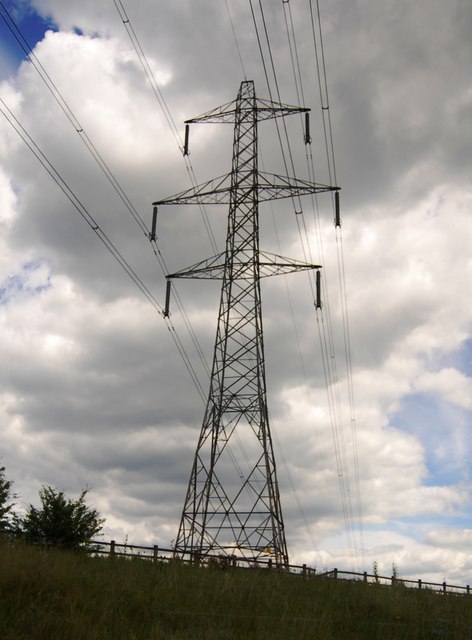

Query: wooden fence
[316,568,471,596]
[90,540,471,596]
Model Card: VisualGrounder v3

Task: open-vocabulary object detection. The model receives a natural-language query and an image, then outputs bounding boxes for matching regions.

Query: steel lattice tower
[153,81,338,566]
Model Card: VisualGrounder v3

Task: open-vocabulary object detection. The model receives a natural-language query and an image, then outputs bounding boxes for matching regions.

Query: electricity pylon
[153,80,338,566]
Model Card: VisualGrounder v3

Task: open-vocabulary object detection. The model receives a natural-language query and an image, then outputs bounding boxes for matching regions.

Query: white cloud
[415,369,472,411]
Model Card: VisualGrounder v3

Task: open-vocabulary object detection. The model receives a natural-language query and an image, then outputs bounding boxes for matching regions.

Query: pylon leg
[174,81,288,566]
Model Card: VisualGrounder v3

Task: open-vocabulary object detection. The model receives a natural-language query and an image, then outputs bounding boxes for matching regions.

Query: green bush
[17,486,104,550]
[0,465,15,534]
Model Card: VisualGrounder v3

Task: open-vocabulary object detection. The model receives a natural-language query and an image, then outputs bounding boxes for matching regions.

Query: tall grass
[1,540,471,639]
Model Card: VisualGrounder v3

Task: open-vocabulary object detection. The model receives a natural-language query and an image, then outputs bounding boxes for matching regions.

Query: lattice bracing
[155,80,338,566]
[153,171,334,206]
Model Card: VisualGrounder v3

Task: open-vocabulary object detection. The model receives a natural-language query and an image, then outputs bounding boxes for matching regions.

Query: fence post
[467,585,470,596]
[110,540,115,557]
[418,579,422,590]
[391,575,395,587]
[153,545,158,564]
[443,582,447,594]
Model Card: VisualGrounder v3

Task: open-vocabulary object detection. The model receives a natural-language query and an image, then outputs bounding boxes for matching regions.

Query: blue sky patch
[390,392,472,487]
[0,0,57,76]
[441,338,472,378]
[0,258,51,304]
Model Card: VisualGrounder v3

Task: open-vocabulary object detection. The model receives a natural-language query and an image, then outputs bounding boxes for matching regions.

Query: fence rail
[316,568,471,596]
[90,540,471,596]
[90,540,313,575]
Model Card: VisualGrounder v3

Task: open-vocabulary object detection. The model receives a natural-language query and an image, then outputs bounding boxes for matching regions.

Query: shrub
[0,465,16,534]
[18,486,104,550]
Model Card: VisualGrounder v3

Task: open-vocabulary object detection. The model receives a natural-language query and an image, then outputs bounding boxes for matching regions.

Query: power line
[308,0,337,186]
[306,0,363,562]
[248,0,352,553]
[111,0,220,385]
[225,0,248,80]
[246,0,361,565]
[112,0,219,255]
[248,0,304,215]
[110,4,288,503]
[0,0,217,406]
[0,96,211,405]
[0,97,160,313]
[112,5,301,511]
[252,0,362,566]
[0,0,149,237]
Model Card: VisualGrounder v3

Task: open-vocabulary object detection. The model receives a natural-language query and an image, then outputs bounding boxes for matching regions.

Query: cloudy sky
[1,0,472,585]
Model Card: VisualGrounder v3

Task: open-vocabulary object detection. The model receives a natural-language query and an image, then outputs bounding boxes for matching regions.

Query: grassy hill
[1,540,471,639]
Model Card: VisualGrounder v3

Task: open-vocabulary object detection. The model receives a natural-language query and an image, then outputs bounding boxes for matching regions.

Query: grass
[1,540,471,639]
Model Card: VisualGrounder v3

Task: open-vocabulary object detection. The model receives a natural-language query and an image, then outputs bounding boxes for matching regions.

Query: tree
[19,486,104,550]
[0,465,16,534]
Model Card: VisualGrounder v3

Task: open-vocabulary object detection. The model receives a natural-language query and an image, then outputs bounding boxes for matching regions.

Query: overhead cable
[112,0,219,255]
[1,0,213,398]
[0,0,150,237]
[113,2,260,484]
[0,97,159,312]
[225,0,248,80]
[275,0,362,565]
[0,96,209,404]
